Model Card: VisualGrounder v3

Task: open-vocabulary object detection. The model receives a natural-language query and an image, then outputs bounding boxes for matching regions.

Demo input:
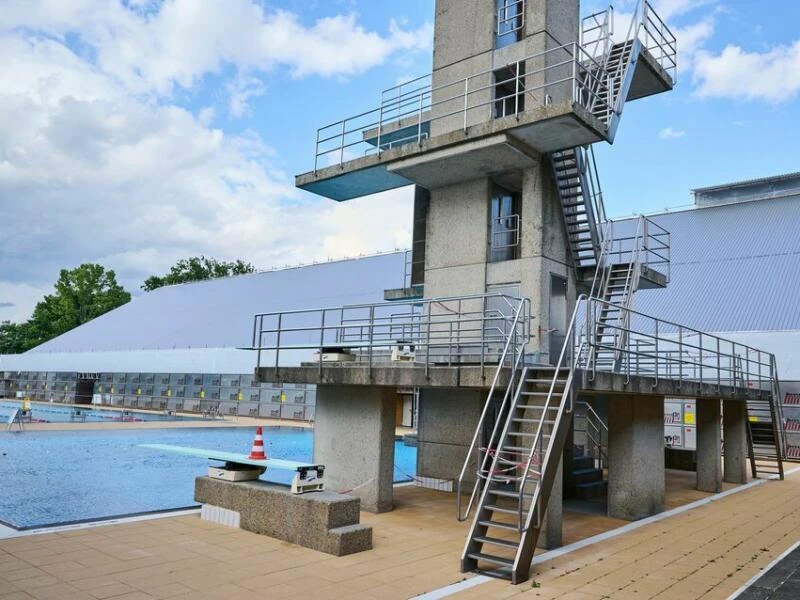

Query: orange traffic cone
[249,426,267,460]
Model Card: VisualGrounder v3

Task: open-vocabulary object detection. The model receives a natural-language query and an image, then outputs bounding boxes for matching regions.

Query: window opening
[496,0,524,48]
[494,64,525,119]
[489,186,521,262]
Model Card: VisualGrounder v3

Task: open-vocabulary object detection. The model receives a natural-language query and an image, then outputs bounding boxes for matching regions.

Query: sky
[1,0,799,322]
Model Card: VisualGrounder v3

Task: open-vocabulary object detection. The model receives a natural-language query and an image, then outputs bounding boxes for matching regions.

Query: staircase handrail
[515,295,587,531]
[456,296,531,521]
[576,400,608,469]
[771,356,788,460]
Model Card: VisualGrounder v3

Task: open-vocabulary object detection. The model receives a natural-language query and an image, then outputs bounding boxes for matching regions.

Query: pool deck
[2,467,799,600]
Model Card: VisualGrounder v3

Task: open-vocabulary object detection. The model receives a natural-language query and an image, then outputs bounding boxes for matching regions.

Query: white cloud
[659,127,686,139]
[693,41,800,102]
[0,2,425,321]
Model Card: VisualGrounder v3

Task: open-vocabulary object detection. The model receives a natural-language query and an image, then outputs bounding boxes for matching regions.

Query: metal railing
[638,0,678,84]
[580,296,778,394]
[581,7,614,62]
[575,400,608,470]
[251,293,532,378]
[313,42,612,171]
[456,296,534,521]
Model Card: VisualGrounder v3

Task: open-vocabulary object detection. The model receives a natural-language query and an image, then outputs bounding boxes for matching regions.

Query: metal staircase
[550,146,606,272]
[746,359,786,480]
[457,301,585,584]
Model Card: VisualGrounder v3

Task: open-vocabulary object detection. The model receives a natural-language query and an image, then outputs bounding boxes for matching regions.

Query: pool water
[0,401,199,423]
[0,427,417,529]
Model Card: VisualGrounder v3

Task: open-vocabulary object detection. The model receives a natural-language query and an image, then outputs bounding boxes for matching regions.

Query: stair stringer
[510,378,577,584]
[606,38,643,142]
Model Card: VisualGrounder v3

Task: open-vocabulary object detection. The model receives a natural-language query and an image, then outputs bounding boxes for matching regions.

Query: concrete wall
[416,388,484,484]
[423,161,575,362]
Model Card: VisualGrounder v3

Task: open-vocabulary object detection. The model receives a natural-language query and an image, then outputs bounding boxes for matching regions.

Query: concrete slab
[388,133,540,190]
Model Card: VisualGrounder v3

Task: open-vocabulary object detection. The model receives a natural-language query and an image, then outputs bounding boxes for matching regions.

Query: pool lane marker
[415,465,800,599]
[727,540,800,599]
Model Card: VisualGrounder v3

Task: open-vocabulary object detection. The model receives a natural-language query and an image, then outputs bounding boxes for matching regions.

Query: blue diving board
[139,444,325,493]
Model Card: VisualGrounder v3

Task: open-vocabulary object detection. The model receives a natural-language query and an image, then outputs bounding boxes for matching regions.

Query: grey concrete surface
[416,388,483,485]
[736,544,800,600]
[313,385,396,513]
[696,398,722,493]
[724,399,750,484]
[608,395,665,521]
[194,477,372,556]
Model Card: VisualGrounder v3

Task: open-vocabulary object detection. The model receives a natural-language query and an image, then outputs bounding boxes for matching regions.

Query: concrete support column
[416,388,483,485]
[723,400,749,484]
[696,399,722,493]
[313,385,396,513]
[537,456,563,549]
[608,395,665,521]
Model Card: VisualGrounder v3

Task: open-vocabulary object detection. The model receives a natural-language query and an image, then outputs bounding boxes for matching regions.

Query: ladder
[746,396,784,480]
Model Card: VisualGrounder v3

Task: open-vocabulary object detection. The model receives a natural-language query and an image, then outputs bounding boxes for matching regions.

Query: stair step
[511,418,555,425]
[474,535,520,550]
[478,519,519,532]
[490,489,535,500]
[485,504,521,515]
[467,552,514,568]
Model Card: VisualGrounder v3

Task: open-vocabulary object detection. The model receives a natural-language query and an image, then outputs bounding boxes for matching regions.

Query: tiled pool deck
[2,419,798,599]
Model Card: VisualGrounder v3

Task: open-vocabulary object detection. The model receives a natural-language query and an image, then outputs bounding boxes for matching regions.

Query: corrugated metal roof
[621,194,800,333]
[26,251,408,353]
[691,171,800,194]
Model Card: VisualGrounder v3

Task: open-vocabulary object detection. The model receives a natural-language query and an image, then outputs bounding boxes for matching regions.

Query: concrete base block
[195,477,372,556]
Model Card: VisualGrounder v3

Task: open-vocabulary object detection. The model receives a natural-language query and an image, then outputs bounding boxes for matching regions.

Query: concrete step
[574,480,608,500]
[573,467,603,485]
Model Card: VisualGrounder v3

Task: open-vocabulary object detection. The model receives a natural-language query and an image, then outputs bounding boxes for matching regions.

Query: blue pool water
[0,401,199,423]
[0,427,417,529]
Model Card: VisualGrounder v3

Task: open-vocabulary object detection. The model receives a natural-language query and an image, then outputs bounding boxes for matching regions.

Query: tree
[0,264,131,354]
[142,256,256,291]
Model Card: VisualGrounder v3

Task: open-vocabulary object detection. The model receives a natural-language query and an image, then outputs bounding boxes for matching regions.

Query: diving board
[139,444,325,494]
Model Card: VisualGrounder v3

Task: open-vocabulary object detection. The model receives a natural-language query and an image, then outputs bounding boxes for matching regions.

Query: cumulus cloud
[693,41,800,102]
[0,1,427,320]
[659,127,686,139]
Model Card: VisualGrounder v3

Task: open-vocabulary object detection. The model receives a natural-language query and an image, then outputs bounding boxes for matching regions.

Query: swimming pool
[0,401,200,423]
[0,427,417,529]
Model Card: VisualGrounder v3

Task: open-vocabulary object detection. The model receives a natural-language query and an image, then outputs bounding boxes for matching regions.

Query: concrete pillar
[723,399,749,484]
[608,395,665,520]
[696,399,722,493]
[313,385,396,513]
[537,456,563,549]
[416,388,483,485]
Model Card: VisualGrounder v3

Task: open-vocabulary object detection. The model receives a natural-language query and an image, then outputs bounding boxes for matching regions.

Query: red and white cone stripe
[249,426,267,460]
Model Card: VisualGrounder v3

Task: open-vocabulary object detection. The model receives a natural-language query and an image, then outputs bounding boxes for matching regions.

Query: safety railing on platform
[251,293,532,379]
[313,42,612,171]
[580,296,777,394]
[637,0,678,84]
[606,216,671,281]
[581,7,614,62]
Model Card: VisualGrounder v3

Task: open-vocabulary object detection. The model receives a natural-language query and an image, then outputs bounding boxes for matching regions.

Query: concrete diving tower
[297,3,675,202]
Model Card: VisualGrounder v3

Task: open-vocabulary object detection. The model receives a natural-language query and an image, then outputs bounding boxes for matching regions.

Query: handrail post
[339,120,346,166]
[368,306,375,380]
[319,310,326,378]
[716,337,721,392]
[463,78,469,131]
[377,101,384,155]
[275,313,282,372]
[425,303,432,378]
[418,93,424,144]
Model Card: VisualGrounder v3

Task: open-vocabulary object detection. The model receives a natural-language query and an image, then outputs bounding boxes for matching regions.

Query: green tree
[142,256,255,291]
[0,264,131,354]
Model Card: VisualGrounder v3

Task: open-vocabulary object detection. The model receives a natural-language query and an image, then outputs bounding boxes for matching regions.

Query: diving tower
[250,0,785,585]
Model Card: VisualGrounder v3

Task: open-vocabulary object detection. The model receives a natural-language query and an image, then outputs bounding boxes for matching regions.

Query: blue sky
[0,0,799,322]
